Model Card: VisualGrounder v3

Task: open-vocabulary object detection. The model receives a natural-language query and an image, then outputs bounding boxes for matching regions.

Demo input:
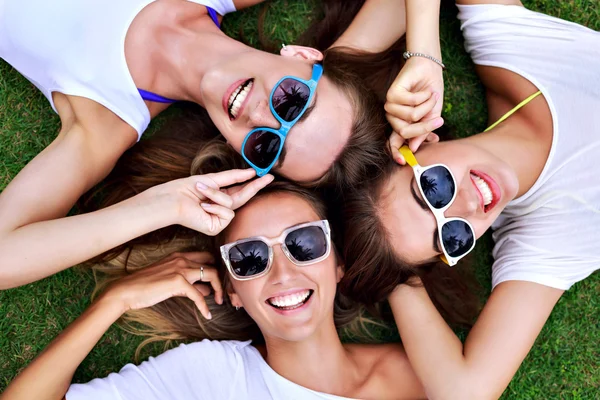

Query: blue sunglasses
[241,63,323,176]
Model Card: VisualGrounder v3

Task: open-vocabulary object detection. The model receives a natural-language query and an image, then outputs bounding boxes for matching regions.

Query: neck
[263,318,358,395]
[144,6,252,105]
[465,118,551,197]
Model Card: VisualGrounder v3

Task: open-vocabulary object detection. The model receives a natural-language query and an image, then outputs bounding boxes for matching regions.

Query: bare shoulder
[457,0,523,6]
[346,343,426,400]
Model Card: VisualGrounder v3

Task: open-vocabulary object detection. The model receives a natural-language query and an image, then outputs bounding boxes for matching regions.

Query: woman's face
[225,192,342,342]
[200,47,353,182]
[380,140,519,264]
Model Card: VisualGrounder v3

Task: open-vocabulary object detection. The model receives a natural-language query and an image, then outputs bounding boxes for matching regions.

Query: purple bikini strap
[138,88,177,104]
[138,6,221,104]
[206,6,221,28]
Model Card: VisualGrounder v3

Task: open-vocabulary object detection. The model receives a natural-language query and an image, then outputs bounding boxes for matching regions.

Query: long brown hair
[92,170,376,359]
[339,159,482,328]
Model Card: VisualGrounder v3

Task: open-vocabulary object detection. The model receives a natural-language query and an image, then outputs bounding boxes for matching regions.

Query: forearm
[405,0,441,58]
[389,284,475,399]
[331,0,407,52]
[0,192,175,289]
[1,295,124,400]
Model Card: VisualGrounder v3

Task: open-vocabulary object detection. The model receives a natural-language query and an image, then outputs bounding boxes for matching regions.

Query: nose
[445,180,479,218]
[248,98,280,129]
[267,246,298,285]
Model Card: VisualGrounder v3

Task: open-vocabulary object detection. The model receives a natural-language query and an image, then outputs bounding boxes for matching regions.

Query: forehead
[381,167,438,264]
[226,192,321,243]
[277,77,353,182]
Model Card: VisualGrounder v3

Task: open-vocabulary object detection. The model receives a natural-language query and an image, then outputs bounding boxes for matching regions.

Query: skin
[1,193,426,400]
[378,1,568,398]
[226,193,425,399]
[0,0,407,289]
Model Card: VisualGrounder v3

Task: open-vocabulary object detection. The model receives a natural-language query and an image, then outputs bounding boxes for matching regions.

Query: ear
[228,290,243,309]
[280,45,324,62]
[336,263,345,284]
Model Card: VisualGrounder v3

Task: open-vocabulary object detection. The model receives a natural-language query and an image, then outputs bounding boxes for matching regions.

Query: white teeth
[471,174,493,206]
[228,80,253,118]
[268,290,311,309]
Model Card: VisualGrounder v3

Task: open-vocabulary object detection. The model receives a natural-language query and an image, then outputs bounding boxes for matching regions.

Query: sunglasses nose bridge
[248,98,280,129]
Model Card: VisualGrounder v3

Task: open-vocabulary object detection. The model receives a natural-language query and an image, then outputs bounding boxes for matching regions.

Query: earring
[235,306,240,311]
[281,43,287,50]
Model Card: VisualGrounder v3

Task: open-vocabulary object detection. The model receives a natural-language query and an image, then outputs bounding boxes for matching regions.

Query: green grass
[1,0,599,398]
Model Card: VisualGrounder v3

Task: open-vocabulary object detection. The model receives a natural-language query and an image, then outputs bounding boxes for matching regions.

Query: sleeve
[188,0,236,16]
[66,340,242,400]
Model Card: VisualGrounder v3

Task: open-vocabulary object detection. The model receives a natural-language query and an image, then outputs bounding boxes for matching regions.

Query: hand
[102,252,222,319]
[149,169,274,236]
[385,56,445,163]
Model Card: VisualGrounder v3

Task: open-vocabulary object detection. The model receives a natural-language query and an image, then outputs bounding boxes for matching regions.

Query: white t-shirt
[457,4,600,290]
[66,340,356,400]
[0,0,235,139]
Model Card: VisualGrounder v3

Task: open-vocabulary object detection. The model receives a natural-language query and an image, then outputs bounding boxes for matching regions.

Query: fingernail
[201,203,212,208]
[207,312,212,320]
[396,156,405,165]
[196,182,208,190]
[433,118,444,129]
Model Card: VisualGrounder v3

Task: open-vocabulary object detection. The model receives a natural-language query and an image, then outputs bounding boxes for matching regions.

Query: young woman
[0,0,413,289]
[1,182,426,400]
[342,1,600,398]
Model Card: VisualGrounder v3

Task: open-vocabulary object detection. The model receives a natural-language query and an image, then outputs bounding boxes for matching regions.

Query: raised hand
[385,56,444,163]
[146,168,274,236]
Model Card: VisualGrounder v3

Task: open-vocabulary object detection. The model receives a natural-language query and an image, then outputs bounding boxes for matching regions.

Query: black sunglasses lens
[420,166,455,209]
[272,78,311,122]
[228,240,270,277]
[285,226,327,262]
[243,130,282,169]
[441,220,475,258]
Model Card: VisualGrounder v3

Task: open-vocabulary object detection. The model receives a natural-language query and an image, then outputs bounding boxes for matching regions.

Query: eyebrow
[410,177,442,254]
[275,94,318,169]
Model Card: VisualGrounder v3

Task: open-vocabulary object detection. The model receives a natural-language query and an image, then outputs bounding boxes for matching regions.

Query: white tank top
[457,5,600,290]
[0,0,236,139]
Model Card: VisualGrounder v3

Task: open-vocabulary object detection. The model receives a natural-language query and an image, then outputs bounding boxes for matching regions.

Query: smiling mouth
[470,171,501,212]
[228,78,254,120]
[266,290,313,311]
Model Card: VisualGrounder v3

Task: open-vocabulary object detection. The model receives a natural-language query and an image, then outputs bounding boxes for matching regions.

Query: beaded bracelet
[403,51,446,70]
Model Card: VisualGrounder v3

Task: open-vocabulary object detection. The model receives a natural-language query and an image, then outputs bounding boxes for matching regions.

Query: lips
[470,170,501,213]
[266,289,313,312]
[222,78,254,121]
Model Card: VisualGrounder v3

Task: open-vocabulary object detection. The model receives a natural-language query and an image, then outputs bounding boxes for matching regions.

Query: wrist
[92,290,128,321]
[136,184,181,227]
[403,51,445,70]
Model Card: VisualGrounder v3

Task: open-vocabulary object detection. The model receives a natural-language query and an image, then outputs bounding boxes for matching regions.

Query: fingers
[202,168,256,188]
[197,184,234,209]
[388,132,439,165]
[386,88,431,107]
[394,117,444,140]
[230,174,274,210]
[174,278,212,319]
[388,132,406,165]
[408,132,439,153]
[385,92,438,124]
[200,203,235,226]
[179,263,224,305]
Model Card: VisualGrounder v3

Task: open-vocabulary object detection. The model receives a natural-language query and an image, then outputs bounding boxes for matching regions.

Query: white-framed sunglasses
[399,146,476,266]
[220,220,331,281]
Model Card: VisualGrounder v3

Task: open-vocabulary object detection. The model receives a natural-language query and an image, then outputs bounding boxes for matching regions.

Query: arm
[0,252,220,400]
[331,0,407,52]
[0,123,272,289]
[389,280,563,399]
[0,124,137,288]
